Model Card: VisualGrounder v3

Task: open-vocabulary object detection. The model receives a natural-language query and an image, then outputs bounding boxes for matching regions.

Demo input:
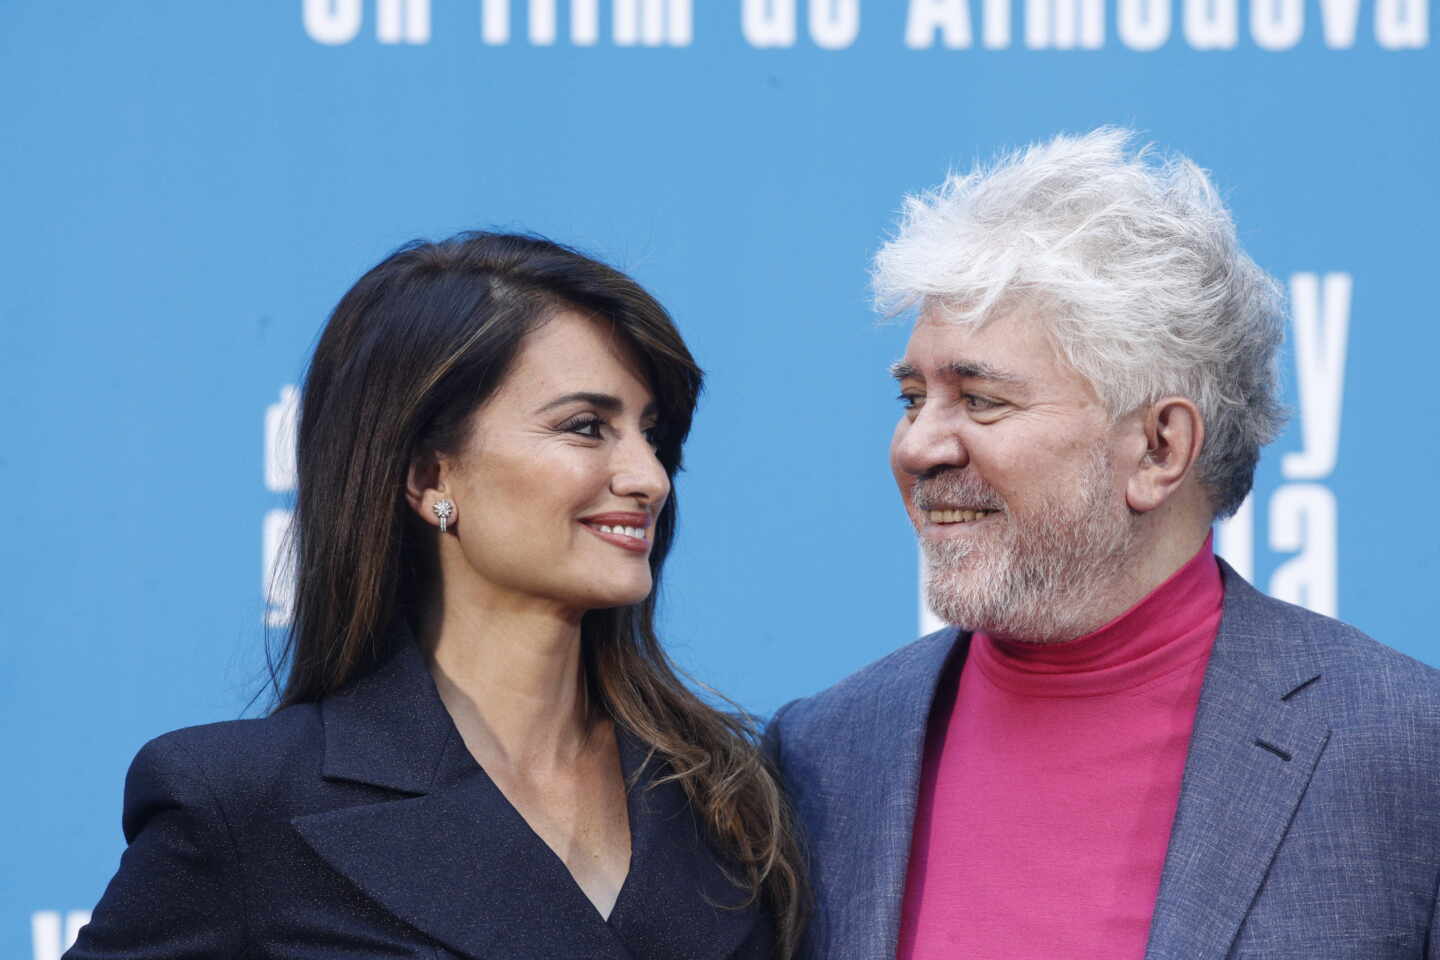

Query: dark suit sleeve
[65,734,247,959]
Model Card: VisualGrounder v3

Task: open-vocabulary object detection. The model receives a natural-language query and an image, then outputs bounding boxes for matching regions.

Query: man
[768,128,1440,959]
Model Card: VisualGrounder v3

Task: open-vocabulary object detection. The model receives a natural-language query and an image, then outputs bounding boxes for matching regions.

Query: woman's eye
[562,416,606,439]
[642,426,661,448]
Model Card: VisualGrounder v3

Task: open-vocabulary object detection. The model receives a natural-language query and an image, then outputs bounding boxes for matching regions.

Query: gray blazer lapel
[1145,563,1331,960]
[777,627,965,960]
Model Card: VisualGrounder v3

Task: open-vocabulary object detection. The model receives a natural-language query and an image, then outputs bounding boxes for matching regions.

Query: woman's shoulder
[123,704,326,828]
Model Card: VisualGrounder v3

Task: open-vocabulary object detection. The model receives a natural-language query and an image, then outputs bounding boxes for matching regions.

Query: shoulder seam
[165,733,254,948]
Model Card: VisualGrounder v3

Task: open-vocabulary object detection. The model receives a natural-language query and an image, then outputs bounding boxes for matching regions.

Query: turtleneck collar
[971,534,1222,698]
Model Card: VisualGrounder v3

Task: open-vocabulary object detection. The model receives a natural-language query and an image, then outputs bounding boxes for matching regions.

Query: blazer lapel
[292,640,636,959]
[293,770,633,959]
[606,734,761,960]
[795,627,965,959]
[1144,563,1331,960]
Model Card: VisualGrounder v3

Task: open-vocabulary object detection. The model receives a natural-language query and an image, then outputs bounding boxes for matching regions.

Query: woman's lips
[579,512,652,553]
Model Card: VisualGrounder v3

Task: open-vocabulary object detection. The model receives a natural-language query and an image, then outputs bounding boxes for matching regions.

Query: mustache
[911,471,1006,512]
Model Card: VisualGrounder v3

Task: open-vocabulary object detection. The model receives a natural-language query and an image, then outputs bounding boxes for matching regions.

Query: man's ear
[404,451,449,525]
[1126,397,1204,514]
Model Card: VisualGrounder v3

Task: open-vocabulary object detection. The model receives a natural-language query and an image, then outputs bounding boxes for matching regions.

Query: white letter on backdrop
[1215,493,1254,584]
[1268,484,1338,618]
[743,0,798,46]
[482,0,510,43]
[906,0,973,47]
[917,545,947,637]
[1026,0,1104,48]
[1318,0,1360,45]
[530,0,557,43]
[30,910,91,960]
[615,0,693,46]
[1282,272,1351,481]
[984,0,1012,46]
[1184,0,1236,46]
[303,0,362,44]
[264,386,299,493]
[571,0,600,44]
[810,0,861,48]
[378,0,430,42]
[1251,0,1303,49]
[265,509,298,628]
[1119,0,1170,48]
[1377,0,1428,47]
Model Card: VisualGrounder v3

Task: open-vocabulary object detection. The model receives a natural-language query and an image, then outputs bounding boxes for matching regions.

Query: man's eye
[642,425,661,448]
[898,392,925,411]
[964,394,1000,411]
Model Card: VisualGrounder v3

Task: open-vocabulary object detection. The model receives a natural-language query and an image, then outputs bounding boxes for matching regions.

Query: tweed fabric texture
[769,561,1440,960]
[67,640,773,959]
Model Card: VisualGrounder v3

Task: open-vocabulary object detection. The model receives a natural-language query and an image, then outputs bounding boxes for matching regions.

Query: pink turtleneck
[896,538,1223,960]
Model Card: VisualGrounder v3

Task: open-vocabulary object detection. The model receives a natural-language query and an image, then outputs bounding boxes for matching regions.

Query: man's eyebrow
[940,360,1026,385]
[889,359,1026,385]
[535,392,657,418]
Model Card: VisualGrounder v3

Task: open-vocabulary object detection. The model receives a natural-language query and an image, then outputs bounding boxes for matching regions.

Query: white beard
[918,444,1138,643]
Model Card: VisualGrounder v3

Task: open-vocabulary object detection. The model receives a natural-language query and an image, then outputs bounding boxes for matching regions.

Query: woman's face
[433,310,671,618]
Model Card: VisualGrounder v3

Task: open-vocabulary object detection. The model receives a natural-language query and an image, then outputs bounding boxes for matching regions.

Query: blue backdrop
[4,1,1436,954]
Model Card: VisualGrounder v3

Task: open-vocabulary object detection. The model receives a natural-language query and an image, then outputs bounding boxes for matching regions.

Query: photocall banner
[2,1,1435,954]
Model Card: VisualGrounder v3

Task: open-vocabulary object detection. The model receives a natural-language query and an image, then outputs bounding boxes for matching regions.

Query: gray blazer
[769,562,1440,959]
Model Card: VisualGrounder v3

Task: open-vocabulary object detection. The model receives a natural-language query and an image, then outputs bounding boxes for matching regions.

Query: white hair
[872,127,1286,518]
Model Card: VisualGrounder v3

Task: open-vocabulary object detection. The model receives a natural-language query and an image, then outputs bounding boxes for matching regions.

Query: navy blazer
[68,641,772,959]
[769,562,1440,960]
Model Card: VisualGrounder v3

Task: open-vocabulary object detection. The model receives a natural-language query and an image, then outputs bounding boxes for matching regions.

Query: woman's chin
[574,582,654,613]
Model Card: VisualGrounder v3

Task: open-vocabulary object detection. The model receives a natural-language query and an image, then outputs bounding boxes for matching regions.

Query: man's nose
[892,408,968,477]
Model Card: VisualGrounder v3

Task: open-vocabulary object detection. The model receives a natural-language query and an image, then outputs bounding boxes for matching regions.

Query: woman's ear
[405,452,449,526]
[1125,397,1205,514]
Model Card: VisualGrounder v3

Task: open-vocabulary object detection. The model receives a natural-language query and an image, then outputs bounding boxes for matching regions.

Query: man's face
[890,307,1140,642]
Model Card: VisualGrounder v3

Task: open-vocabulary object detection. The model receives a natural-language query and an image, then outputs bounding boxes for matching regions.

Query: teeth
[926,509,996,524]
[594,523,646,540]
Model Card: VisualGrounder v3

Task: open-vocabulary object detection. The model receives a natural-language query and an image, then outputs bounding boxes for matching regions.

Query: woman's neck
[421,591,596,778]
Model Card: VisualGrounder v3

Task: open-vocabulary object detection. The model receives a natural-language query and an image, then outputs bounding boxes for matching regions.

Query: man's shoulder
[772,627,961,739]
[1224,575,1440,722]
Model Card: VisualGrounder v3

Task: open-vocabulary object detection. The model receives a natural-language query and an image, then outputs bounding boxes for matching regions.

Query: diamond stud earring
[432,499,455,534]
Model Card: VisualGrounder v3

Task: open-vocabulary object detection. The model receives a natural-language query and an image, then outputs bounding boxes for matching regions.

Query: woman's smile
[579,511,652,553]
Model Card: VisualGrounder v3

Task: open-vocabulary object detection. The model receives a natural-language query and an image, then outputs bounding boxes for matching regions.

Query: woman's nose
[611,434,670,505]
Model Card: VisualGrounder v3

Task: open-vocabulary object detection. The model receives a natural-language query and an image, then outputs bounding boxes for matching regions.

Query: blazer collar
[318,634,476,794]
[1144,559,1331,960]
[297,637,759,959]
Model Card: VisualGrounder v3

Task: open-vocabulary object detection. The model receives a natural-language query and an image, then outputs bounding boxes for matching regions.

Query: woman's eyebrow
[534,392,658,418]
[536,391,623,414]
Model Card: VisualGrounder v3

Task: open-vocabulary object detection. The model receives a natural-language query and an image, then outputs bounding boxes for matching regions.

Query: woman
[68,232,804,959]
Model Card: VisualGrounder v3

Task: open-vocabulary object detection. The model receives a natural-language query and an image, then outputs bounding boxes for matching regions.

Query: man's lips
[579,512,652,553]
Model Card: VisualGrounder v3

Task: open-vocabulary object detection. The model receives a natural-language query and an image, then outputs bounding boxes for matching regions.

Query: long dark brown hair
[270,231,804,954]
